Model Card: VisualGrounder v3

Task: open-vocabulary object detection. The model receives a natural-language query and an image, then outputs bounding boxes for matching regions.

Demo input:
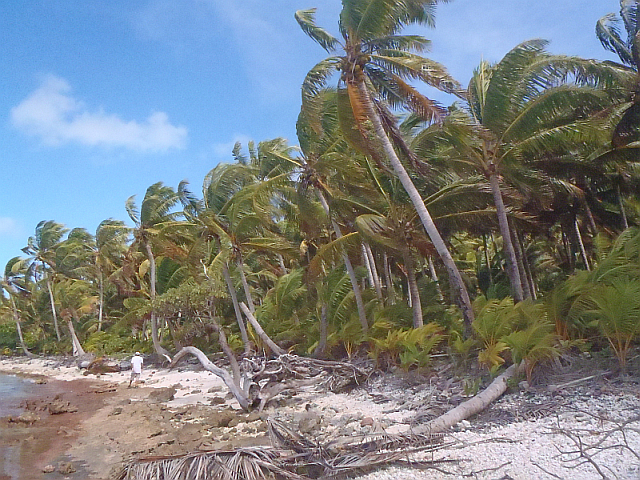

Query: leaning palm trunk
[46,277,61,341]
[574,217,591,271]
[222,261,252,355]
[316,191,369,333]
[237,254,255,313]
[487,171,524,302]
[351,78,474,331]
[10,297,33,357]
[144,241,169,356]
[67,313,85,357]
[240,302,286,356]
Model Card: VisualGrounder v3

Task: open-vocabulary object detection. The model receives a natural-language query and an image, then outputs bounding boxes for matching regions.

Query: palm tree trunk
[240,302,286,356]
[313,303,328,358]
[511,228,532,300]
[427,255,444,301]
[236,255,255,313]
[517,232,537,300]
[574,218,591,271]
[316,191,369,333]
[98,271,104,332]
[617,185,629,229]
[362,243,383,300]
[383,253,396,305]
[144,241,169,356]
[403,250,423,328]
[487,171,524,302]
[277,254,288,274]
[10,297,33,357]
[222,261,252,355]
[351,78,474,332]
[68,312,85,357]
[46,278,61,341]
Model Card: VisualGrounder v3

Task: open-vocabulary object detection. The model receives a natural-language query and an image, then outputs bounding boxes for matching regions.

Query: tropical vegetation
[1,0,639,385]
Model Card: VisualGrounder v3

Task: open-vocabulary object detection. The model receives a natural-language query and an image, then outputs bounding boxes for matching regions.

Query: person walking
[129,352,143,387]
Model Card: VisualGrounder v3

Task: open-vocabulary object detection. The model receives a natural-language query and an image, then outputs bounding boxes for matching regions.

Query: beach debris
[116,418,446,480]
[57,461,76,474]
[47,395,78,414]
[42,464,55,473]
[9,411,40,425]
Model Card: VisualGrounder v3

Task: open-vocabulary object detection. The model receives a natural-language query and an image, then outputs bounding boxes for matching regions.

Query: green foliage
[84,330,139,355]
[472,296,559,379]
[369,322,444,371]
[0,322,18,351]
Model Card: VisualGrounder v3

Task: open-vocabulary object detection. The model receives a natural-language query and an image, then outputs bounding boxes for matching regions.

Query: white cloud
[0,218,23,239]
[11,75,188,153]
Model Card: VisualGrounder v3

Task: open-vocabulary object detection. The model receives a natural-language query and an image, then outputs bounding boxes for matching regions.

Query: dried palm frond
[116,447,308,480]
[118,417,450,480]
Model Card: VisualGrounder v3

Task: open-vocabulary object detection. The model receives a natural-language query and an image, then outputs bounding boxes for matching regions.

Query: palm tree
[596,0,640,148]
[295,1,475,330]
[416,41,623,300]
[94,219,130,331]
[22,220,68,341]
[1,257,35,357]
[126,182,182,356]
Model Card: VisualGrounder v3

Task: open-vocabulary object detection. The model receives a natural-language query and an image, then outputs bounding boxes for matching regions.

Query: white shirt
[131,355,143,374]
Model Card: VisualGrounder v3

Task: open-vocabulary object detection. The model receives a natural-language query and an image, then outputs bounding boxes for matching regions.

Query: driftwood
[117,419,447,480]
[416,362,523,434]
[170,346,252,410]
[169,346,369,412]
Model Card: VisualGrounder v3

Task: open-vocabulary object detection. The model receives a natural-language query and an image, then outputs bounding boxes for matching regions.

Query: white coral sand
[2,356,639,479]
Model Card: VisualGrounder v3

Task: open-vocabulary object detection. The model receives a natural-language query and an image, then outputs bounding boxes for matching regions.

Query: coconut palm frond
[295,9,340,53]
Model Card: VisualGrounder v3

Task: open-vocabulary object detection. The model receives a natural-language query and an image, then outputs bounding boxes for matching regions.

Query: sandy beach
[2,354,640,479]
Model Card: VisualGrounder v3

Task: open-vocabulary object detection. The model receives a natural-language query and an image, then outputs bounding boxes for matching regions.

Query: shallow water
[0,373,31,417]
[0,373,32,480]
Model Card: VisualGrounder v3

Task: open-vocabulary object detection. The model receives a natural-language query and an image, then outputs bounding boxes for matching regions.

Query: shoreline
[2,355,640,479]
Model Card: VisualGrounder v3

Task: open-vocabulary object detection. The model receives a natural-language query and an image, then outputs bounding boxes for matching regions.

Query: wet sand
[0,375,109,479]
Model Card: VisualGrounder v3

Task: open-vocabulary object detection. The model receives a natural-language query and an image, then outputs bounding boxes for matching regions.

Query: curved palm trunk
[351,79,474,332]
[144,241,170,356]
[10,297,33,357]
[236,255,255,313]
[46,277,61,341]
[487,171,524,302]
[316,191,369,333]
[67,312,85,357]
[222,261,252,355]
[402,250,423,328]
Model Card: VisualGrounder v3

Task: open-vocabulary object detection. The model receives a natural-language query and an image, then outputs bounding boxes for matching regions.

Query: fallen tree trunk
[417,362,523,434]
[169,346,251,411]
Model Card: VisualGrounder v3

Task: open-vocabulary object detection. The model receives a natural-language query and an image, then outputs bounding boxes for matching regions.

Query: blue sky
[0,0,618,269]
